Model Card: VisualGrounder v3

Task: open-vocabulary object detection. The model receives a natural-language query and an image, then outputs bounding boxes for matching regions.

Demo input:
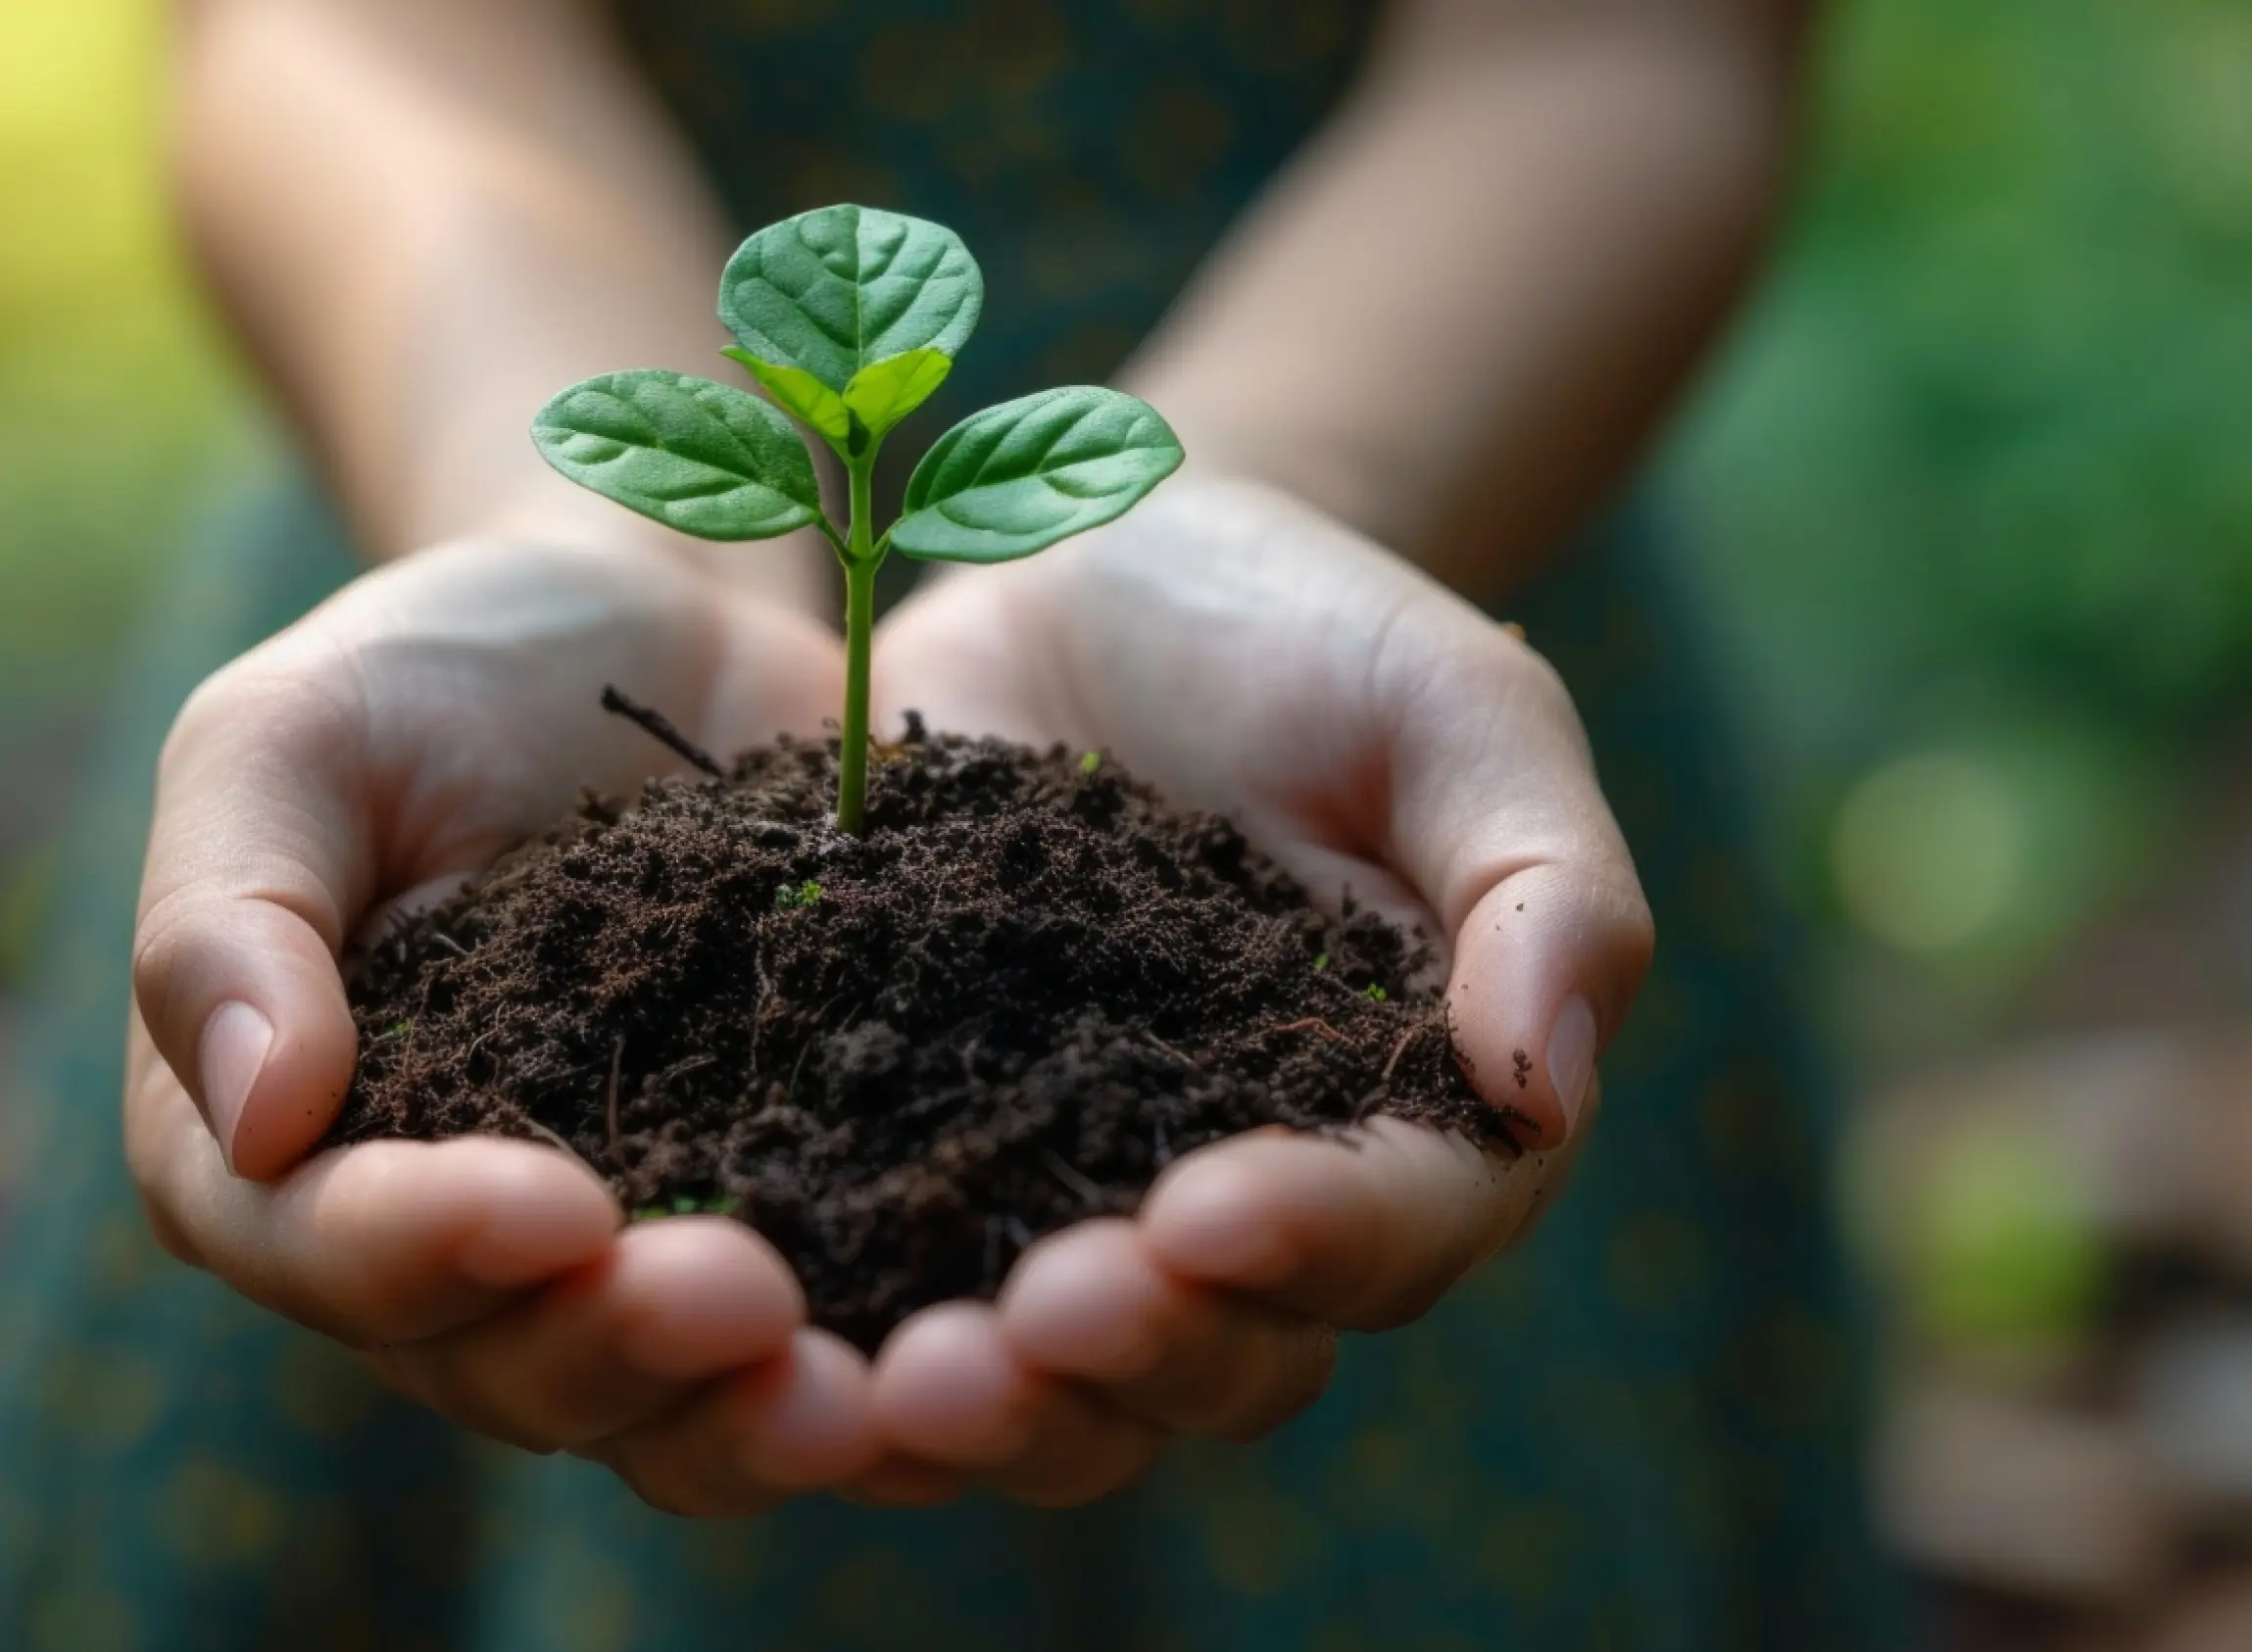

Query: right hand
[125,535,886,1514]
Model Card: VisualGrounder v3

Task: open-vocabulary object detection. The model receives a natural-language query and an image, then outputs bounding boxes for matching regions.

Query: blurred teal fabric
[0,2,1895,1646]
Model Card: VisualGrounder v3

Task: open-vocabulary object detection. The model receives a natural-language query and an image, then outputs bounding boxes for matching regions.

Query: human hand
[858,475,1654,1506]
[126,537,893,1513]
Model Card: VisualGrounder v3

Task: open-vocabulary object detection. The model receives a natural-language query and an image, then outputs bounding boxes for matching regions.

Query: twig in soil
[1152,1118,1173,1169]
[430,931,469,958]
[604,1036,624,1160]
[1309,968,1367,1003]
[1042,1149,1105,1208]
[462,1026,498,1077]
[1139,1029,1197,1067]
[600,684,725,779]
[1379,1026,1418,1085]
[786,1037,816,1098]
[781,994,848,1099]
[657,1053,716,1091]
[1004,1215,1034,1251]
[1265,1017,1347,1044]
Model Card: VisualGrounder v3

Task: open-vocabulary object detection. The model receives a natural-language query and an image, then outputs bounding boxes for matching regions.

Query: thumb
[1381,609,1654,1151]
[1444,865,1652,1151]
[132,658,374,1180]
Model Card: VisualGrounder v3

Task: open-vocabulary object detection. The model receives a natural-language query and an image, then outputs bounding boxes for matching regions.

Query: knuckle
[1508,635,1573,706]
[1621,898,1659,982]
[631,1480,708,1519]
[159,639,368,802]
[416,1369,567,1455]
[132,1185,205,1270]
[1351,1275,1449,1335]
[623,1460,761,1521]
[129,888,209,1027]
[1220,1328,1337,1440]
[157,663,246,782]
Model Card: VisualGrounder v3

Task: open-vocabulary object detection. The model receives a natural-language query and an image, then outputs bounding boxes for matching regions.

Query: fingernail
[1545,996,1597,1141]
[199,1001,273,1173]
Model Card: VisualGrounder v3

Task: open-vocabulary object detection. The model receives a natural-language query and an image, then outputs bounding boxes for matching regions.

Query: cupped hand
[859,476,1654,1505]
[126,536,884,1512]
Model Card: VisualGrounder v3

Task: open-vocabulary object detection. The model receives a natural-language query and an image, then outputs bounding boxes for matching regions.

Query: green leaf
[718,205,983,394]
[889,386,1185,563]
[722,347,851,449]
[843,349,952,443]
[532,370,820,541]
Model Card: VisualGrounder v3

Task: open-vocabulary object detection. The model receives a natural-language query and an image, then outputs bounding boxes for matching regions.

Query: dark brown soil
[333,707,1514,1351]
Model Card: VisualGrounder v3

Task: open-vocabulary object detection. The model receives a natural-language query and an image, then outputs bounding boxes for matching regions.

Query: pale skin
[141,0,1806,1513]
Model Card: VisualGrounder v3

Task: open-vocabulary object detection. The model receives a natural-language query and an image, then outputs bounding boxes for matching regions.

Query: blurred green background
[4,0,2251,1073]
[1671,0,2252,1065]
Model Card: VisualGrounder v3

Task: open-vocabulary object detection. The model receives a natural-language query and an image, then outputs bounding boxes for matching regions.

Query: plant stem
[836,455,878,834]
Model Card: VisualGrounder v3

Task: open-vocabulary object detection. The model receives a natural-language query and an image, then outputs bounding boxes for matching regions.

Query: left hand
[855,475,1654,1507]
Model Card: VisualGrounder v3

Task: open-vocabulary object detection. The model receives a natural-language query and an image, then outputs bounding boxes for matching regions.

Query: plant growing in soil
[530,203,1186,832]
[333,206,1514,1352]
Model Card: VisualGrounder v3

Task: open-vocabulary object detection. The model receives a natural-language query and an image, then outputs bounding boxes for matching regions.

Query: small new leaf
[532,371,820,540]
[890,386,1185,563]
[719,205,983,393]
[722,347,851,450]
[632,1192,743,1222]
[843,349,952,443]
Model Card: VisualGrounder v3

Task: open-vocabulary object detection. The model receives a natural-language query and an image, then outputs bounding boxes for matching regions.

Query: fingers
[870,1303,1166,1507]
[1140,1116,1563,1331]
[1000,1219,1337,1437]
[126,1019,618,1345]
[577,1330,883,1519]
[859,1219,1354,1512]
[133,658,372,1177]
[1376,607,1653,1149]
[367,1217,803,1451]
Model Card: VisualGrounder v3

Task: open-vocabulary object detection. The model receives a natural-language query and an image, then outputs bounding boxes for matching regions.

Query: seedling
[531,204,1186,833]
[773,879,822,909]
[631,1193,745,1223]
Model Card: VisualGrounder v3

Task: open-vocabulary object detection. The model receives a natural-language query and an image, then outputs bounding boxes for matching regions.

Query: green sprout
[631,1193,744,1223]
[1361,984,1388,1003]
[1311,952,1330,972]
[531,205,1186,834]
[1078,749,1102,776]
[773,878,822,909]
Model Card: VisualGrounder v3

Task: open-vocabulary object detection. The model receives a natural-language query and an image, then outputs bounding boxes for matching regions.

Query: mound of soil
[333,702,1515,1350]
